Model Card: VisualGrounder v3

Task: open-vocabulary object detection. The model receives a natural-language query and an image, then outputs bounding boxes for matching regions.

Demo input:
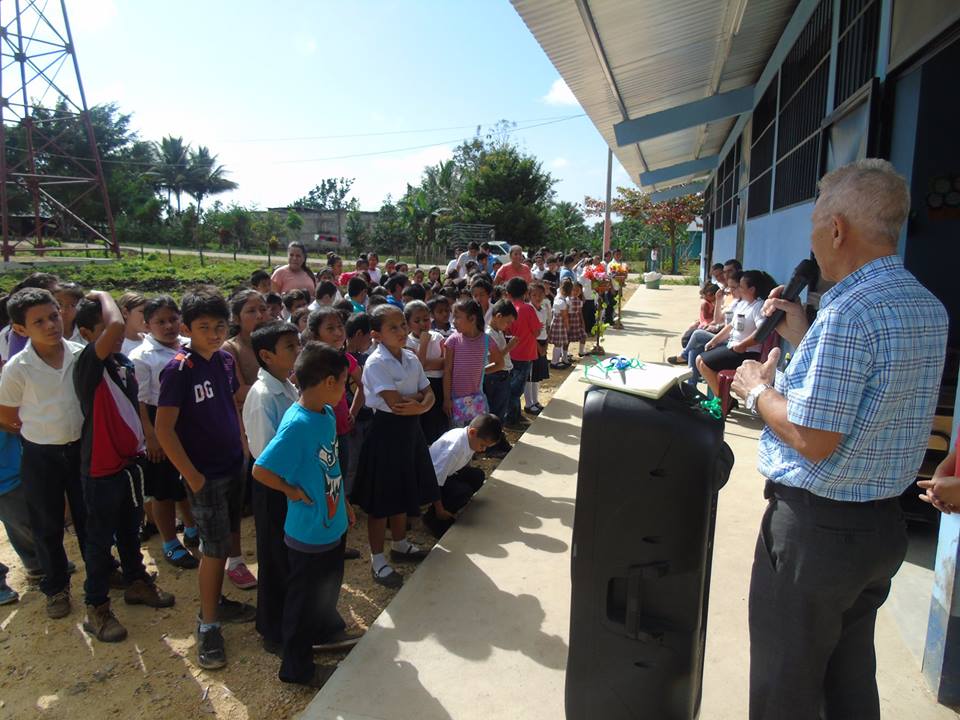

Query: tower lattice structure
[0,0,118,261]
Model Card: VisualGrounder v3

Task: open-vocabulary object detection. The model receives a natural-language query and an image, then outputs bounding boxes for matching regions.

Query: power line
[6,113,589,170]
[220,113,587,143]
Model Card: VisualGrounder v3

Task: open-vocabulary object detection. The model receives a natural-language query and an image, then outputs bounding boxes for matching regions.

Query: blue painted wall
[743,202,815,284]
[712,226,737,267]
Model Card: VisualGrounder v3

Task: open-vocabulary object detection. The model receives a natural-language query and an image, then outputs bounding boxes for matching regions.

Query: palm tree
[154,136,191,214]
[185,146,238,216]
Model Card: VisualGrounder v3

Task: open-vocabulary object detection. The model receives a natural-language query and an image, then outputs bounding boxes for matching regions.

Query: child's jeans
[20,439,86,596]
[506,360,531,424]
[82,463,150,607]
[0,483,41,575]
[280,534,347,684]
[483,370,511,421]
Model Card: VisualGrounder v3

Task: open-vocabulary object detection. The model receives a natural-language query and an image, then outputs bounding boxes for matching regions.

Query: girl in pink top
[270,241,317,295]
[442,299,503,423]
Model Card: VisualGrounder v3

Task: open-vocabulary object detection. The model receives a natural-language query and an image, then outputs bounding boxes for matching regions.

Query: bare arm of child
[504,335,519,354]
[348,364,364,423]
[731,330,760,355]
[0,405,20,434]
[378,389,420,416]
[89,290,124,361]
[139,402,164,463]
[442,344,454,417]
[251,464,312,505]
[154,406,205,492]
[486,341,504,373]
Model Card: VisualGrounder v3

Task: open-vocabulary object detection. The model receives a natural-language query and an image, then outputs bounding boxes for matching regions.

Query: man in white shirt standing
[422,414,502,537]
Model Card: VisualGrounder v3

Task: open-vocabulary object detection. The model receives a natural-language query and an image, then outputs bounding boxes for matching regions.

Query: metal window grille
[747,80,778,218]
[835,0,880,107]
[716,139,741,228]
[774,0,832,210]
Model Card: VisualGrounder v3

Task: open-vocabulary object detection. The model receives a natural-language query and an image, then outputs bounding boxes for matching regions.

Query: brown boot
[46,588,71,619]
[83,601,127,642]
[123,577,175,608]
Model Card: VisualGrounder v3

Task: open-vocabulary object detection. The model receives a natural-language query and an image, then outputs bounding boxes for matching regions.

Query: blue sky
[68,0,633,213]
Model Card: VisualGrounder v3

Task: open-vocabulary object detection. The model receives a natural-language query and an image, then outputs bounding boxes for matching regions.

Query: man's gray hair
[816,158,910,245]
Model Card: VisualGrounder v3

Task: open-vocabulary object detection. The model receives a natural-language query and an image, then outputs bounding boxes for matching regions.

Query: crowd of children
[0,241,622,688]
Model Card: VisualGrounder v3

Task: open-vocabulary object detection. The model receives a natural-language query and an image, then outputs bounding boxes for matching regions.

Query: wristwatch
[746,384,772,415]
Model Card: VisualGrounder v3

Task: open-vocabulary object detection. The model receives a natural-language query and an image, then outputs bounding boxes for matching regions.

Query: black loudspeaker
[566,385,734,720]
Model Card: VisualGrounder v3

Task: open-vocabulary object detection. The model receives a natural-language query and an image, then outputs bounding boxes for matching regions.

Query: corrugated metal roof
[512,0,798,191]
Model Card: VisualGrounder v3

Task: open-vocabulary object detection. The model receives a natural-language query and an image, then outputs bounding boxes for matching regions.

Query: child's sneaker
[182,530,200,549]
[198,595,256,624]
[83,601,127,643]
[163,543,199,569]
[226,562,257,590]
[0,582,19,605]
[46,588,71,619]
[196,624,227,670]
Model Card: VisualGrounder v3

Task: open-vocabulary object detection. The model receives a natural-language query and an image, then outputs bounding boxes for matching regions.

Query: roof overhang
[512,0,805,194]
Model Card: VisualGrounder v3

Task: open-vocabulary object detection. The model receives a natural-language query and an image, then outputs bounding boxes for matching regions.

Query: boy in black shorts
[155,288,255,670]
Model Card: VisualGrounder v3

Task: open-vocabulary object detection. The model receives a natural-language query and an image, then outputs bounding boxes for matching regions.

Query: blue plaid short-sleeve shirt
[757,255,948,501]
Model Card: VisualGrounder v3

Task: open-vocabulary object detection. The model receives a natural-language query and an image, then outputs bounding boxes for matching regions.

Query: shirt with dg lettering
[157,347,243,478]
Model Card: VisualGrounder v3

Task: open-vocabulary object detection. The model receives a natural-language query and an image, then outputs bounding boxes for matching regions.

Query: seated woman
[696,270,775,399]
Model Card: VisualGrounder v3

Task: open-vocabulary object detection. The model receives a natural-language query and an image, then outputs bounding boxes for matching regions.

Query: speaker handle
[624,562,669,641]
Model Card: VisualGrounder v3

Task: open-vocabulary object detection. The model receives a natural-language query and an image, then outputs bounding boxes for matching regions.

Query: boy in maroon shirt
[155,289,255,670]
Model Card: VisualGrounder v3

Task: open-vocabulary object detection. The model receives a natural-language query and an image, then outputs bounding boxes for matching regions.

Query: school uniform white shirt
[0,338,84,445]
[486,327,513,371]
[728,299,765,353]
[128,334,183,406]
[368,267,382,285]
[445,259,460,279]
[577,268,595,301]
[405,331,445,379]
[531,265,546,280]
[429,427,474,487]
[553,295,570,316]
[121,335,144,357]
[534,299,551,341]
[362,343,430,413]
[243,367,300,458]
[483,304,494,326]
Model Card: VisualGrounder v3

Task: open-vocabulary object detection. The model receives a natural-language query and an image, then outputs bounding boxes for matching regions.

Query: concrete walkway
[301,284,957,720]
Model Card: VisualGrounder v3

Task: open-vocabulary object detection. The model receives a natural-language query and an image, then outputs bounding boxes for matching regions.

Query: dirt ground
[0,285,636,720]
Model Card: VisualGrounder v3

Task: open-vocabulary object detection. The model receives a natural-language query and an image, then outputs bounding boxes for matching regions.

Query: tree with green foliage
[544,200,589,249]
[370,196,407,258]
[185,146,238,216]
[291,177,355,243]
[455,136,556,247]
[345,201,367,247]
[155,136,191,214]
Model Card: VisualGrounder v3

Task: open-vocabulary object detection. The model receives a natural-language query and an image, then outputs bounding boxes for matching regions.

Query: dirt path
[0,284,637,719]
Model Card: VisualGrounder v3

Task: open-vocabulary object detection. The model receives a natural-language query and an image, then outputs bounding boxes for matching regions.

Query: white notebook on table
[578,357,692,400]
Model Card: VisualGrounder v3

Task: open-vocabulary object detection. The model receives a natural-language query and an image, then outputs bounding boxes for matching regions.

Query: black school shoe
[371,566,403,589]
[196,596,257,625]
[313,628,363,652]
[389,545,430,563]
[196,624,227,670]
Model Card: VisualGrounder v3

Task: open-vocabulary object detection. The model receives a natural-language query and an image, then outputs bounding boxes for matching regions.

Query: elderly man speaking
[732,159,948,720]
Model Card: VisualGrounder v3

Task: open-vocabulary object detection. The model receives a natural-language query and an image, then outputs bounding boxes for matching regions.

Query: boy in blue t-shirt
[155,289,255,671]
[253,342,361,688]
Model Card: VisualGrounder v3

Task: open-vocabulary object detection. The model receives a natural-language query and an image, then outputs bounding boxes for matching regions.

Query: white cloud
[550,157,569,169]
[543,78,579,107]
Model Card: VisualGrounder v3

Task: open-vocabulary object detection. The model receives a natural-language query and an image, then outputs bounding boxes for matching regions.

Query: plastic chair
[717,331,779,416]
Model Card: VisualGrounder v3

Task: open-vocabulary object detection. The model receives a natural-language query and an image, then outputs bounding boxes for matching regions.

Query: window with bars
[773,0,832,210]
[747,80,778,218]
[703,181,715,259]
[715,139,741,228]
[835,0,880,107]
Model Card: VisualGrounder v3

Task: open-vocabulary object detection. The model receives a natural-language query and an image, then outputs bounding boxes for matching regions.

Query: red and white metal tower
[0,0,118,260]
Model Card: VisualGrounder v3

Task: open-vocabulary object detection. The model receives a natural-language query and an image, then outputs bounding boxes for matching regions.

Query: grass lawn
[0,254,270,296]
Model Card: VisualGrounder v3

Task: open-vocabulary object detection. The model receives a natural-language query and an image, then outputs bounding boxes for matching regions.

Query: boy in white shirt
[242,320,301,656]
[0,288,85,618]
[128,296,199,569]
[422,414,502,538]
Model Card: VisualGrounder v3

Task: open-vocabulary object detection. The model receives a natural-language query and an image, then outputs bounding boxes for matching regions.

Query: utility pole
[602,148,612,255]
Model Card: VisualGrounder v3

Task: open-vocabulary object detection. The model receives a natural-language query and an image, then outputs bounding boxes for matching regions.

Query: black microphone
[754,258,819,343]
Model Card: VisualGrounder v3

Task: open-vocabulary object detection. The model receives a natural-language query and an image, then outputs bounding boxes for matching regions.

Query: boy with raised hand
[155,288,255,670]
[73,293,175,642]
[242,321,301,655]
[0,287,86,619]
[253,342,361,688]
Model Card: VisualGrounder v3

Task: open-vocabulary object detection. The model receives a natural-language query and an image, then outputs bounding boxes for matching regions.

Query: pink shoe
[226,563,257,590]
